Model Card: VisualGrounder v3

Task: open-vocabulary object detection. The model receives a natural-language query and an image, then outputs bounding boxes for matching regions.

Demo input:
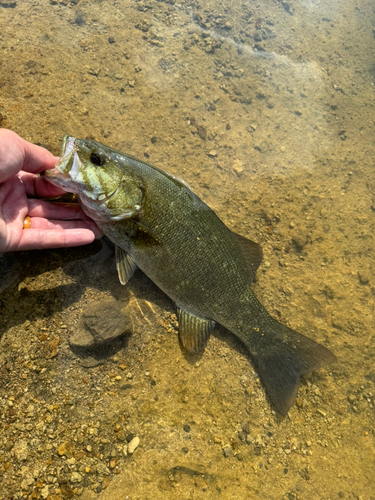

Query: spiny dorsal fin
[232,231,263,281]
[176,306,215,353]
[116,246,138,285]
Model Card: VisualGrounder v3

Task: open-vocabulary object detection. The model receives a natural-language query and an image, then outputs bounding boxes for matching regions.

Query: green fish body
[43,136,336,415]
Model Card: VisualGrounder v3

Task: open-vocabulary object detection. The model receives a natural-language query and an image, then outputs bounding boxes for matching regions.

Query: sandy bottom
[0,0,374,499]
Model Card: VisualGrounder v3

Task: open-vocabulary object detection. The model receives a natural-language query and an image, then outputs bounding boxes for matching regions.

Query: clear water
[0,0,374,499]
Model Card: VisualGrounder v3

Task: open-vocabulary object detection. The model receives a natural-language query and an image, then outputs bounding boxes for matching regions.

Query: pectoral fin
[176,306,214,352]
[116,246,138,285]
[131,220,162,247]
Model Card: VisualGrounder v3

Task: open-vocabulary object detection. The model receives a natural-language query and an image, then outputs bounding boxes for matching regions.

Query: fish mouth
[42,136,82,193]
[43,136,76,176]
[61,135,75,156]
[55,135,79,175]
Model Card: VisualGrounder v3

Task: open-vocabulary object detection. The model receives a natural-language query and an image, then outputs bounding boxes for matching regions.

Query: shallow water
[0,0,374,499]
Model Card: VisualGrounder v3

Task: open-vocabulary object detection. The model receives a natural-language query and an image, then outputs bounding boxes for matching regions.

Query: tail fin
[244,320,336,416]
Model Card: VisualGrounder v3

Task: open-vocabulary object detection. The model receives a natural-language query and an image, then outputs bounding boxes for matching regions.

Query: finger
[19,136,59,174]
[19,171,67,198]
[28,217,103,238]
[0,129,59,182]
[0,130,25,182]
[15,228,97,251]
[27,199,89,220]
[0,175,28,222]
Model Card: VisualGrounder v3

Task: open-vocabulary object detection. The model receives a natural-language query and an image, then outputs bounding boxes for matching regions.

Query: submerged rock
[70,299,132,349]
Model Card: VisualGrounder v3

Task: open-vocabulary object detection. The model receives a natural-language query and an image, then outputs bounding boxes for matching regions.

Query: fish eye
[90,152,106,166]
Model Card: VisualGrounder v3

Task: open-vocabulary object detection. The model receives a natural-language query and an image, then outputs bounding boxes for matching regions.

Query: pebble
[40,485,49,499]
[238,431,247,442]
[70,300,132,348]
[20,474,34,489]
[197,125,207,140]
[222,445,231,457]
[116,430,126,442]
[96,462,110,476]
[57,442,75,458]
[13,439,29,461]
[126,432,136,442]
[208,150,217,157]
[265,97,275,108]
[70,471,82,483]
[358,270,370,285]
[127,436,140,454]
[232,159,244,175]
[242,421,251,434]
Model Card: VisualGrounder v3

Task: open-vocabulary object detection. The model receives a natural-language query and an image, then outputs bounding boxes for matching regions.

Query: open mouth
[41,136,82,194]
[56,136,79,175]
[61,135,75,157]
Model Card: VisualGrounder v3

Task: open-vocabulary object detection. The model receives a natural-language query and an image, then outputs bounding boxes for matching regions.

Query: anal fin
[176,306,214,353]
[116,246,138,285]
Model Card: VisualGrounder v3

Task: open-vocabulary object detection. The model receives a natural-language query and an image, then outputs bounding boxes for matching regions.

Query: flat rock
[70,299,132,348]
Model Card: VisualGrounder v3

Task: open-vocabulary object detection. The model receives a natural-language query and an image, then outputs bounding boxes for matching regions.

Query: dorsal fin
[231,231,263,281]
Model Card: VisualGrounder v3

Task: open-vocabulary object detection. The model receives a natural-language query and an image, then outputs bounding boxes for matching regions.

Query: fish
[42,136,336,416]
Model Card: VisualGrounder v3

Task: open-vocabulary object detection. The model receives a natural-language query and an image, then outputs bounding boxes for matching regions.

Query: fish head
[43,136,144,221]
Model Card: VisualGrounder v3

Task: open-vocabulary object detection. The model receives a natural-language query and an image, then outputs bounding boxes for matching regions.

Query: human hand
[0,129,102,252]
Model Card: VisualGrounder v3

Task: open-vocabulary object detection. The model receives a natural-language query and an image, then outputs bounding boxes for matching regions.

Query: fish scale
[43,136,336,416]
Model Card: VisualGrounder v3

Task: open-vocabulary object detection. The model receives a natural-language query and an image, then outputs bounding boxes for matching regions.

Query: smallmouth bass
[43,136,336,415]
